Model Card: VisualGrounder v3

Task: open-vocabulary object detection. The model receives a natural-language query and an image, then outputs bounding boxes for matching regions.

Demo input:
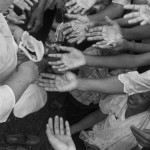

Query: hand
[27,7,44,33]
[13,0,38,11]
[124,4,150,25]
[63,14,90,44]
[131,125,150,148]
[38,71,77,92]
[8,22,24,44]
[48,46,86,71]
[18,61,39,83]
[6,8,26,25]
[86,16,124,50]
[46,116,76,150]
[66,0,97,14]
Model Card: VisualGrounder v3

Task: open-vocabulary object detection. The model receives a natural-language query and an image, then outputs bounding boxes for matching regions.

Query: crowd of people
[1,0,150,150]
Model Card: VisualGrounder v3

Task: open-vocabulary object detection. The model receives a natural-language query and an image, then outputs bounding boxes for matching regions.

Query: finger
[68,37,78,43]
[58,67,69,72]
[77,36,85,44]
[40,73,56,79]
[65,0,76,7]
[38,78,55,84]
[124,4,141,11]
[49,60,63,66]
[62,22,72,30]
[48,53,63,58]
[25,0,34,6]
[86,32,102,37]
[124,12,139,19]
[65,13,78,20]
[68,4,79,13]
[52,64,66,69]
[81,8,87,15]
[63,28,73,36]
[74,6,83,14]
[47,118,54,135]
[87,36,103,41]
[54,116,60,135]
[88,26,103,32]
[105,16,116,26]
[128,17,143,24]
[141,20,148,25]
[27,16,35,29]
[60,117,65,135]
[65,121,71,136]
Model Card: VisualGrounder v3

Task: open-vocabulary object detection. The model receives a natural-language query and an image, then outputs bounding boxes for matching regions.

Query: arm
[85,52,150,68]
[71,109,107,135]
[123,25,150,41]
[88,3,124,22]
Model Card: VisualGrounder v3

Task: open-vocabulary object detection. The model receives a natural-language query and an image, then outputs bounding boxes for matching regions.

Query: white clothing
[118,71,150,95]
[0,13,47,122]
[112,0,131,5]
[80,94,150,150]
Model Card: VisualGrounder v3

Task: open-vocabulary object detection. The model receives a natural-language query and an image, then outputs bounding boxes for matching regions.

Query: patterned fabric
[80,94,150,150]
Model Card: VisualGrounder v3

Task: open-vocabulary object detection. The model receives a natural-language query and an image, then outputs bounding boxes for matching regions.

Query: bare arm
[123,25,150,41]
[85,52,150,68]
[88,3,124,22]
[71,109,107,134]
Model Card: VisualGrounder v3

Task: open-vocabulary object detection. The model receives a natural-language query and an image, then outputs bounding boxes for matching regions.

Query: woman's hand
[46,116,76,150]
[131,125,150,148]
[38,71,78,92]
[124,4,150,25]
[48,46,86,71]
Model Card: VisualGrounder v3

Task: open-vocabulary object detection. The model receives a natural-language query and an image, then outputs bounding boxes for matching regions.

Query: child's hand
[63,14,90,44]
[66,0,97,15]
[46,116,76,150]
[124,4,150,25]
[48,46,86,72]
[86,16,124,50]
[27,7,44,33]
[38,71,78,92]
[6,8,26,25]
[131,125,150,148]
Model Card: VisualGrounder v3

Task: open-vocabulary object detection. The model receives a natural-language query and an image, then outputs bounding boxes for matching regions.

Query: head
[0,0,13,13]
[127,91,150,112]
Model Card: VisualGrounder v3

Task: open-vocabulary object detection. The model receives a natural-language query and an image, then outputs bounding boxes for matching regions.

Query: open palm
[46,116,76,150]
[124,4,150,25]
[38,71,78,92]
[49,46,86,71]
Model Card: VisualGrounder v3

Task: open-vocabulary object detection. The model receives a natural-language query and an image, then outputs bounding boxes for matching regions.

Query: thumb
[65,13,78,20]
[105,16,116,26]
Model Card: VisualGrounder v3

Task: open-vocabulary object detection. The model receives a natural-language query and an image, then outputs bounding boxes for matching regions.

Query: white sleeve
[112,0,131,5]
[0,85,15,123]
[118,71,150,95]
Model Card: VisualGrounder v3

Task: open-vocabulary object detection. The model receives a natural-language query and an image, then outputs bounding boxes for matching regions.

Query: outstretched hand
[38,71,78,92]
[124,4,150,25]
[131,125,150,148]
[66,0,97,15]
[48,46,86,71]
[63,13,90,44]
[86,16,124,50]
[46,116,76,150]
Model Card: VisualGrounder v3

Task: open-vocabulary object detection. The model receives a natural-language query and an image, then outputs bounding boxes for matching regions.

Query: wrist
[76,78,87,91]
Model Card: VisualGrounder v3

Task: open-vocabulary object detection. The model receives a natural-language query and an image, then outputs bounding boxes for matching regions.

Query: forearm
[88,3,124,22]
[4,70,32,103]
[85,53,150,68]
[77,76,124,94]
[37,0,47,12]
[123,25,150,41]
[71,109,107,134]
